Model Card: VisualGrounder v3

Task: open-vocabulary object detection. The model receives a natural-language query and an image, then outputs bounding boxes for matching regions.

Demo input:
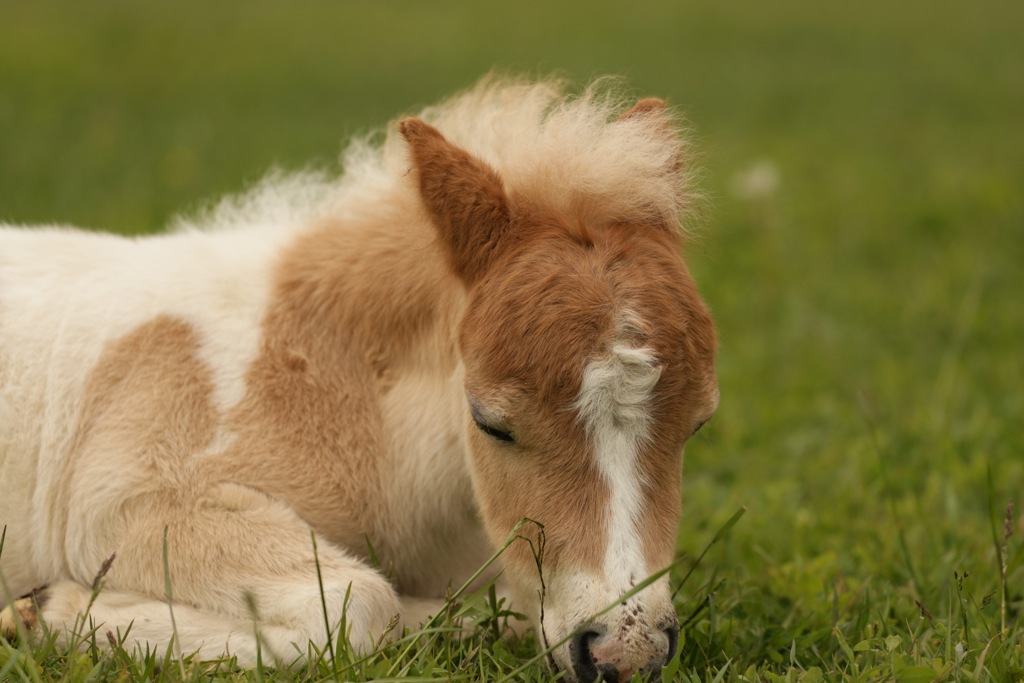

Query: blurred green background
[2,0,1021,672]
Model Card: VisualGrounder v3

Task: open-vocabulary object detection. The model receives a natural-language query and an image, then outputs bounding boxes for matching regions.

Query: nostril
[570,630,598,682]
[644,625,681,681]
[664,624,680,663]
[570,630,618,682]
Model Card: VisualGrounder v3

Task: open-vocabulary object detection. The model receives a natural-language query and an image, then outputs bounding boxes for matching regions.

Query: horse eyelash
[468,400,515,443]
[473,418,515,443]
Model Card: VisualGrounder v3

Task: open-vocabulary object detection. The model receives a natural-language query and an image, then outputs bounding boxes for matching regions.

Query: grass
[1,0,1022,680]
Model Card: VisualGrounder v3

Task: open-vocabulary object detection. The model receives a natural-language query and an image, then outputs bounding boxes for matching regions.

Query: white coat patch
[575,336,661,584]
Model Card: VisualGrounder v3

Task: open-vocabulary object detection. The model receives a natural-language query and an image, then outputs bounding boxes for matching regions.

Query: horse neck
[271,208,466,379]
[265,213,484,587]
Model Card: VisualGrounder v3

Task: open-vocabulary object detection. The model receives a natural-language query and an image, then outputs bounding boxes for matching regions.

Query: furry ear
[615,98,687,233]
[618,97,683,175]
[399,118,512,285]
[618,97,668,121]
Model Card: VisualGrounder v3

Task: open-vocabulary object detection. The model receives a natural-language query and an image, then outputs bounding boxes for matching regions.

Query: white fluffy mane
[174,75,696,235]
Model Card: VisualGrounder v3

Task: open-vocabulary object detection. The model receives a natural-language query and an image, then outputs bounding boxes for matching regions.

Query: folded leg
[47,483,401,667]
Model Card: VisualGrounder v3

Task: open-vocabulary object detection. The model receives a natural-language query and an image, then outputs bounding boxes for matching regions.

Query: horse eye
[468,401,514,443]
[474,418,514,443]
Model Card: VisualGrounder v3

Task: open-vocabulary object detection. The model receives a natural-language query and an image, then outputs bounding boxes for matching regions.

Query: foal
[0,77,718,681]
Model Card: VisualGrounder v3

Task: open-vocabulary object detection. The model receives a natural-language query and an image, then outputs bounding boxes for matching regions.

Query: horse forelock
[332,75,697,238]
[167,76,696,269]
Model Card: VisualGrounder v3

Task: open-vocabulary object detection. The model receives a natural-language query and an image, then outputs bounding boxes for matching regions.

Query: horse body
[1,214,482,653]
[0,77,718,681]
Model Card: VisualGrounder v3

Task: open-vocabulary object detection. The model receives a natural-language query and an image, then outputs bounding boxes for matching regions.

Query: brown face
[459,221,718,681]
[399,113,718,682]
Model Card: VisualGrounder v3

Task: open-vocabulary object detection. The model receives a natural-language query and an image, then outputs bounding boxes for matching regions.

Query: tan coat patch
[61,315,217,583]
[207,213,463,564]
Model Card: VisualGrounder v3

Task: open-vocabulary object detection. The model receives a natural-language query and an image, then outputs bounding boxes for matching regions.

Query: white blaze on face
[575,340,661,587]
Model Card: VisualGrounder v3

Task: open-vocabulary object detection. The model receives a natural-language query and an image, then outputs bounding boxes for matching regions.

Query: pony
[0,76,718,682]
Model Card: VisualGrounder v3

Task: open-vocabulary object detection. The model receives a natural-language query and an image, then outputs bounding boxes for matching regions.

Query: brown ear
[399,118,512,285]
[618,97,668,121]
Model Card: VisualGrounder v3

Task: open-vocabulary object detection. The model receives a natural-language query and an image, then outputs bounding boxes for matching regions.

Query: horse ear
[618,97,668,121]
[618,98,684,174]
[399,118,512,285]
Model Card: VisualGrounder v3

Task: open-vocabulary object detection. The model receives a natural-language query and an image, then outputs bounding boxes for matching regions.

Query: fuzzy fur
[0,75,717,681]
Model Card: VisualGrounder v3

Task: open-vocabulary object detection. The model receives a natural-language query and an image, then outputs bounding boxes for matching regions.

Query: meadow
[1,1,1022,680]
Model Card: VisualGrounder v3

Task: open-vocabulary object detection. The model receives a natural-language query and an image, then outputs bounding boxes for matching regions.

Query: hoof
[0,589,47,640]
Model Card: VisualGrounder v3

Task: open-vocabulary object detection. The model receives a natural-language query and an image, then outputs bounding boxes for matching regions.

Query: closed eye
[469,401,515,443]
[474,418,515,443]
